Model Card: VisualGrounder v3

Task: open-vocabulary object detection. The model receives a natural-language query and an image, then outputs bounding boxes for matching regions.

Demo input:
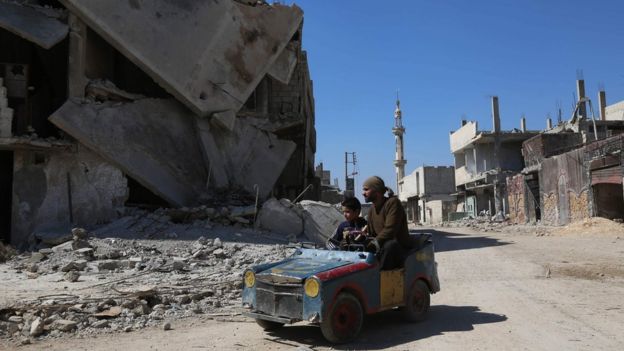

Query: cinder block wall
[506,174,526,224]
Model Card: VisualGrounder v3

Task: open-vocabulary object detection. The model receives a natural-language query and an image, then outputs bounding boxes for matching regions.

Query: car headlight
[244,270,255,288]
[304,278,320,298]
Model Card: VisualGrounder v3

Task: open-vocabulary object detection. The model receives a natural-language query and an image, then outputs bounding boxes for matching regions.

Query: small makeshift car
[241,233,440,343]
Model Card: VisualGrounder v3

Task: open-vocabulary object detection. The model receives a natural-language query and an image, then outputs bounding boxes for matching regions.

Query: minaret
[392,94,407,195]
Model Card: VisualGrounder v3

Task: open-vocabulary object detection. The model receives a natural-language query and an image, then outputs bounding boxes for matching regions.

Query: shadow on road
[265,304,507,349]
[410,228,511,253]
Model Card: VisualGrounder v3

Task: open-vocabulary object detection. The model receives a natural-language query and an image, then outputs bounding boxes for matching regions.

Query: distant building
[398,166,455,224]
[315,163,343,204]
[449,96,540,218]
[508,81,624,225]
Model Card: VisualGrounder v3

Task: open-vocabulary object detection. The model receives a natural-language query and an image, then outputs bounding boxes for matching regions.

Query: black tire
[403,279,430,322]
[320,292,363,344]
[255,319,284,330]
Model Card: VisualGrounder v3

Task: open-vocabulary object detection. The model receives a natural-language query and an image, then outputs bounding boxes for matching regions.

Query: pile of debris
[0,242,15,263]
[1,228,294,342]
[438,216,511,232]
[0,198,343,344]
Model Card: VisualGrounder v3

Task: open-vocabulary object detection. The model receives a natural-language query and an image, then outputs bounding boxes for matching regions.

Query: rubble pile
[438,216,511,232]
[0,242,16,263]
[0,225,294,342]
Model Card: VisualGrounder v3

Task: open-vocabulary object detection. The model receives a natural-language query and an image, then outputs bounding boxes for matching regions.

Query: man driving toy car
[362,175,411,269]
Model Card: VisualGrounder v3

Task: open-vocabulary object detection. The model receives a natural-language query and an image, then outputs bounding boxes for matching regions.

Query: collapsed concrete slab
[257,198,343,244]
[0,1,68,49]
[60,0,303,123]
[196,118,296,199]
[267,42,299,85]
[299,200,344,244]
[257,198,303,237]
[49,98,206,207]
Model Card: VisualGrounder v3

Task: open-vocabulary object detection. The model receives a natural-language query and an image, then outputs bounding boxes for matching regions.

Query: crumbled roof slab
[59,0,303,121]
[196,118,296,199]
[0,1,68,49]
[50,98,207,207]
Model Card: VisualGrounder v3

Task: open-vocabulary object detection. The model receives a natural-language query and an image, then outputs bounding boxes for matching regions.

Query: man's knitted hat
[363,176,386,193]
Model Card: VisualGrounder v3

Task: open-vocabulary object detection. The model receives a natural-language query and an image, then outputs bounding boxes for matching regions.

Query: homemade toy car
[242,233,440,343]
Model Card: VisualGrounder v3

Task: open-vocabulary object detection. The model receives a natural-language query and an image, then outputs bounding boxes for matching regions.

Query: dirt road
[7,225,624,350]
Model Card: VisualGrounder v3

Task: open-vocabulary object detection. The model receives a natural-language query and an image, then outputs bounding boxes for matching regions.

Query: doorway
[593,183,624,220]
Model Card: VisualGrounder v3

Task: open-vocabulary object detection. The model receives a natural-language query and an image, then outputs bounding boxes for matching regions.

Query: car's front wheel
[255,319,284,330]
[320,292,363,343]
[403,279,430,322]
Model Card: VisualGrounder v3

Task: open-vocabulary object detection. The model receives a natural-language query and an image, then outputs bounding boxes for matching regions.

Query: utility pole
[344,152,357,198]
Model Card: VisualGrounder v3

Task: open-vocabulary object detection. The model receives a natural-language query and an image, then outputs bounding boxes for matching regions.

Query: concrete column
[577,79,586,119]
[491,96,502,218]
[68,14,88,98]
[546,118,553,129]
[599,90,607,120]
[491,96,501,133]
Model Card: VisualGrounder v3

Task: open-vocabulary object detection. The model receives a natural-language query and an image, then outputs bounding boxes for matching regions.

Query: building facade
[399,166,456,224]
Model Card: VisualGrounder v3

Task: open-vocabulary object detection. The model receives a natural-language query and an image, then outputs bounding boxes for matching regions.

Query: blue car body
[242,233,440,326]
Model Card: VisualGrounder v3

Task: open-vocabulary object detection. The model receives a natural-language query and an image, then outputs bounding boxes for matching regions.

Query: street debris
[0,199,327,342]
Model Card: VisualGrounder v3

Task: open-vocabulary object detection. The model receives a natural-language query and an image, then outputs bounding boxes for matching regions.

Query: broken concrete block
[75,247,95,259]
[212,249,226,259]
[91,320,109,329]
[61,260,87,272]
[51,319,77,332]
[34,228,72,246]
[8,316,23,324]
[27,252,45,264]
[300,200,344,244]
[29,318,44,337]
[97,260,122,271]
[230,205,257,218]
[257,198,303,237]
[71,239,91,251]
[51,241,74,254]
[71,227,88,239]
[64,271,80,282]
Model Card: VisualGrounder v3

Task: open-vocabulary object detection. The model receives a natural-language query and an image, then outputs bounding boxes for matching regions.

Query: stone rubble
[0,201,311,343]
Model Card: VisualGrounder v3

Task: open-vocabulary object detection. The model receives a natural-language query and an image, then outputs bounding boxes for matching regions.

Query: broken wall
[507,174,526,224]
[539,148,589,225]
[11,145,127,246]
[0,25,68,138]
[499,141,525,171]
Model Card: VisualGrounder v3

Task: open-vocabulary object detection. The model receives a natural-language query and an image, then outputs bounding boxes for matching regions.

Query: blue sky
[286,0,624,196]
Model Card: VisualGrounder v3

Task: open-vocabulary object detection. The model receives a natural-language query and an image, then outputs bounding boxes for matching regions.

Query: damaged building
[0,0,317,247]
[398,166,456,225]
[314,162,343,204]
[450,96,540,219]
[508,79,624,225]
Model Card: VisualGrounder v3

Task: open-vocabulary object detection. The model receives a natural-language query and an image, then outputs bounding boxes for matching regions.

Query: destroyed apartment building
[449,96,540,219]
[508,78,624,225]
[398,166,456,225]
[0,0,318,248]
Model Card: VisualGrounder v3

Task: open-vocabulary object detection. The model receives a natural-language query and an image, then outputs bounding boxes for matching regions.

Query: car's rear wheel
[403,279,430,322]
[320,292,363,343]
[255,319,284,330]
